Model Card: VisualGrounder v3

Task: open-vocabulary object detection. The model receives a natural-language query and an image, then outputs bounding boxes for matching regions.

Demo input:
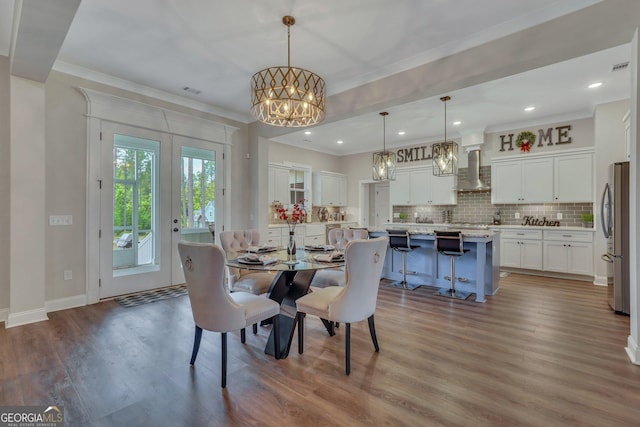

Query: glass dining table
[226,248,344,359]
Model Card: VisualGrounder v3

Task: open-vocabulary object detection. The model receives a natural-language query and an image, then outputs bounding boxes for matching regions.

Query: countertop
[383,222,594,232]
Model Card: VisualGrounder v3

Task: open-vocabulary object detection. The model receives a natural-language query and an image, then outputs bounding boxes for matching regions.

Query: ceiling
[0,0,634,155]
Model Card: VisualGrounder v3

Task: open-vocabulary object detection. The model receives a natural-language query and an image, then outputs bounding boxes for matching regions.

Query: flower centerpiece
[276,201,306,254]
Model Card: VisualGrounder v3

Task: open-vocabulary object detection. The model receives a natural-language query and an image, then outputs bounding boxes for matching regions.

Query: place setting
[234,253,278,266]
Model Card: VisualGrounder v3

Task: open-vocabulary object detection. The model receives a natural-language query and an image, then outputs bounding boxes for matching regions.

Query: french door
[99,123,224,298]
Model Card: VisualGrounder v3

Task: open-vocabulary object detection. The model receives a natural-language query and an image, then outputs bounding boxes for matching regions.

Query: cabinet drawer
[265,237,282,247]
[500,229,542,240]
[304,234,326,245]
[306,224,325,236]
[543,230,593,242]
[282,226,305,238]
[267,228,282,238]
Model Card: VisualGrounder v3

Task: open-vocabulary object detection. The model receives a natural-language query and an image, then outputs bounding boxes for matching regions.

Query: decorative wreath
[515,131,536,153]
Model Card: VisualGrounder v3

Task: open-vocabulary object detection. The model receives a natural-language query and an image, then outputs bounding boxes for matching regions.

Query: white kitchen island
[369,227,500,302]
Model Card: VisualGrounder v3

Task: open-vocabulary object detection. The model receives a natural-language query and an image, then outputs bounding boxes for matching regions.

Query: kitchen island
[369,227,500,302]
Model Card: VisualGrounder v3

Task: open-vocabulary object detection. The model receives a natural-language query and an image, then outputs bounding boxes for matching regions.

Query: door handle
[601,253,613,263]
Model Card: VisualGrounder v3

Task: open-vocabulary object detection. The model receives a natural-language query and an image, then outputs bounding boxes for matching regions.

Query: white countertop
[384,222,594,232]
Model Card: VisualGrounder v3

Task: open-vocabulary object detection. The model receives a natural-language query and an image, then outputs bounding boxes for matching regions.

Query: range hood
[457,149,491,192]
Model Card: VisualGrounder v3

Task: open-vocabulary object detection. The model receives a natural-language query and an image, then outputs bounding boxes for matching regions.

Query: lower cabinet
[500,229,543,270]
[500,228,594,276]
[542,230,593,275]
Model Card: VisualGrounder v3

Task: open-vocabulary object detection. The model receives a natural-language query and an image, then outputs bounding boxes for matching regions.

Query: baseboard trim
[499,268,593,282]
[0,308,8,324]
[6,307,48,328]
[46,294,87,314]
[626,335,640,365]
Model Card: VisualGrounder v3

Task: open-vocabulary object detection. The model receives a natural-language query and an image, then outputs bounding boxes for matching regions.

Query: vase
[287,231,296,255]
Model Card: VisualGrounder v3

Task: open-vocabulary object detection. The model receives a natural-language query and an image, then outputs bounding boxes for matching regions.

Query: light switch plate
[557,213,563,220]
[515,212,520,219]
[49,215,73,226]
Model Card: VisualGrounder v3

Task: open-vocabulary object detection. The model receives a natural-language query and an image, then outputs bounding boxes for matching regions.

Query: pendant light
[372,112,396,181]
[432,96,458,176]
[251,16,326,127]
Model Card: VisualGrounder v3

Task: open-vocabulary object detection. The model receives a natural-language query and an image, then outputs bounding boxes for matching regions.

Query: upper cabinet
[390,166,456,206]
[313,171,347,206]
[491,158,553,204]
[268,163,290,205]
[624,110,631,161]
[269,163,311,206]
[491,149,593,204]
[553,153,593,202]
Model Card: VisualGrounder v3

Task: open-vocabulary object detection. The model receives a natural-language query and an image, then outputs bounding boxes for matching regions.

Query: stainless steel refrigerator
[601,161,630,315]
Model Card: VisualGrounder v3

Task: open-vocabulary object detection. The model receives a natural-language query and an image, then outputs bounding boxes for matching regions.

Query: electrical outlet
[557,212,563,220]
[393,213,400,218]
[64,270,73,280]
[515,212,520,219]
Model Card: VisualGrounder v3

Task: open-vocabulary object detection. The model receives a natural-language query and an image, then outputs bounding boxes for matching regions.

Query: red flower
[276,201,306,232]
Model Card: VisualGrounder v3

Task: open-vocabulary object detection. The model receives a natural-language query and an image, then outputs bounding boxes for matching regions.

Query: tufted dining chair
[296,236,388,375]
[310,228,370,289]
[219,229,275,295]
[177,241,281,388]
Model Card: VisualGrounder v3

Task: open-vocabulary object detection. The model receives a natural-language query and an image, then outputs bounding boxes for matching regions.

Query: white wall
[268,141,342,172]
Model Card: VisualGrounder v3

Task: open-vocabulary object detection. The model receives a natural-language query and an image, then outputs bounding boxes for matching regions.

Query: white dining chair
[296,236,388,375]
[178,241,281,388]
[220,229,275,295]
[310,228,369,289]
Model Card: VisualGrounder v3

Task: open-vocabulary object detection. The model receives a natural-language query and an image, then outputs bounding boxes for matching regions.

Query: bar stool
[387,229,421,290]
[434,230,471,300]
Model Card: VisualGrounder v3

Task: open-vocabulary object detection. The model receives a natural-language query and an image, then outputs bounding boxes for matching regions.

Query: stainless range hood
[457,149,490,192]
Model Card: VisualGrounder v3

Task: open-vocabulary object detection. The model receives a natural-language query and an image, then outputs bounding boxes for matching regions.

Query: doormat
[114,285,187,308]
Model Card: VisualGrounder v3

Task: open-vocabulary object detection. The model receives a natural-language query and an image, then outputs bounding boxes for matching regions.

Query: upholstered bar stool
[386,229,421,290]
[434,230,471,300]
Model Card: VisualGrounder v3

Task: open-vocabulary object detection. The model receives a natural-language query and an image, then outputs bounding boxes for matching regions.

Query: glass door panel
[100,123,171,298]
[172,136,224,285]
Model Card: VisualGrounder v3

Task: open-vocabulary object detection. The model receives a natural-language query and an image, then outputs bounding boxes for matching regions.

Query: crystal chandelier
[372,112,396,181]
[251,16,326,127]
[432,96,458,176]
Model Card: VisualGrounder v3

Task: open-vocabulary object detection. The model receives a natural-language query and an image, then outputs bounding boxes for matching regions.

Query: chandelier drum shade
[372,112,397,181]
[432,96,458,176]
[251,16,326,127]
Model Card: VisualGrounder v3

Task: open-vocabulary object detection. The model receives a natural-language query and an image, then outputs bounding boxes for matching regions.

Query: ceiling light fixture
[588,82,603,89]
[398,131,406,136]
[337,140,344,144]
[250,16,326,127]
[372,112,396,181]
[524,106,535,112]
[432,96,458,177]
[453,121,461,126]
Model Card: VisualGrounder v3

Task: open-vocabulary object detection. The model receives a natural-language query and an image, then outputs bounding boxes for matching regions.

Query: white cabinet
[390,166,456,206]
[304,224,326,246]
[313,171,347,206]
[624,110,631,161]
[491,158,553,204]
[553,154,593,202]
[268,164,290,205]
[491,150,593,204]
[265,228,283,247]
[500,229,543,270]
[389,170,411,205]
[542,230,593,275]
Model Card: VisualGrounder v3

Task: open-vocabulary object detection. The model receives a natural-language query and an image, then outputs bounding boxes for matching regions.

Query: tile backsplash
[392,166,594,227]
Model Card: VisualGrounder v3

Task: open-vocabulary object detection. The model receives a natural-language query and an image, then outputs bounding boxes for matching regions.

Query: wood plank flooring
[1,273,639,426]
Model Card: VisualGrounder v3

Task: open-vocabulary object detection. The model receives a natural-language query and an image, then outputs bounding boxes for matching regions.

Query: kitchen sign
[499,125,572,152]
[521,216,560,227]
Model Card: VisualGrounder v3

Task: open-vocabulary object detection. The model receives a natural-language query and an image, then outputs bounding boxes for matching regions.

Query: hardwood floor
[1,274,639,426]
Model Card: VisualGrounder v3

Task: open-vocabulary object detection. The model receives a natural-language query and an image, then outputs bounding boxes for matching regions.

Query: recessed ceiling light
[304,131,311,135]
[398,131,405,136]
[453,121,461,126]
[588,82,603,89]
[524,106,535,112]
[336,140,344,144]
